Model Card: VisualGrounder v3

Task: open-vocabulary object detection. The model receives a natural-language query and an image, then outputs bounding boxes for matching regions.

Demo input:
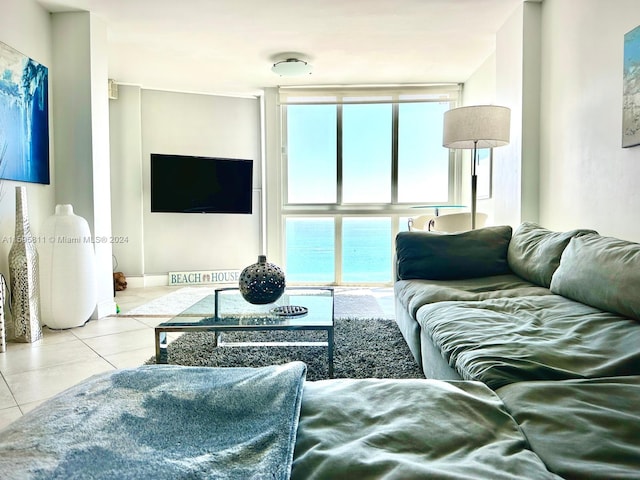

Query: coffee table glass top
[160,287,334,328]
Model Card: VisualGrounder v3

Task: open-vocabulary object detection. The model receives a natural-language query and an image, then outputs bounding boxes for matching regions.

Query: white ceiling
[37,0,524,97]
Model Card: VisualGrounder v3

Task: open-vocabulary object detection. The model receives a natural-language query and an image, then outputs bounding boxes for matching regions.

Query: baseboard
[123,274,243,289]
[123,275,168,288]
[93,299,117,319]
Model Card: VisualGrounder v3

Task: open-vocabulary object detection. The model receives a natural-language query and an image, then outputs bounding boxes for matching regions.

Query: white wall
[110,89,263,279]
[464,0,640,242]
[462,53,497,223]
[494,1,542,227]
[0,0,55,277]
[87,14,115,317]
[51,13,94,222]
[464,53,497,104]
[51,11,115,318]
[443,1,543,231]
[263,87,284,265]
[110,85,144,276]
[539,0,640,242]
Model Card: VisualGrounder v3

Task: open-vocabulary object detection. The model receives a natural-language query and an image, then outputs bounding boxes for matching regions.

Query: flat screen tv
[150,154,253,214]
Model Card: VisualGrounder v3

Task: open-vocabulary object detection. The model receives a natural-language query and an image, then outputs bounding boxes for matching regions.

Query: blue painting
[0,41,49,183]
[623,25,640,148]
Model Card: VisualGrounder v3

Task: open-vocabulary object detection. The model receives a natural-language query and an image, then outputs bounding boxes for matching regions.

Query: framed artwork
[476,148,492,199]
[623,25,640,148]
[0,41,50,184]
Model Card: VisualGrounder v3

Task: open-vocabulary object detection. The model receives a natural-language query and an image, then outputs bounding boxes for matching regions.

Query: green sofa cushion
[395,225,512,280]
[507,222,597,288]
[550,233,640,321]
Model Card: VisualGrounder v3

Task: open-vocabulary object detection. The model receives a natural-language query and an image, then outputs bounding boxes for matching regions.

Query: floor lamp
[442,105,511,229]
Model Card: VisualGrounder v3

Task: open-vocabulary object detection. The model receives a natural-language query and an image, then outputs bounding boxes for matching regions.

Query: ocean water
[285,218,398,284]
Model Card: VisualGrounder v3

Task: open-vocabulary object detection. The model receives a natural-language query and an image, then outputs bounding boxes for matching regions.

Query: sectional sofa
[391,222,640,477]
[1,222,638,479]
[394,222,640,386]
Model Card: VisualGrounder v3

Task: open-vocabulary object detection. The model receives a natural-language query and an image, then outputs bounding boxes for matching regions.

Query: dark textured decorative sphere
[239,255,286,304]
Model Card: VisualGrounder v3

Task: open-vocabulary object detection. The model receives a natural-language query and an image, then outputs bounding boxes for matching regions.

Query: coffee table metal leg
[155,330,168,364]
[327,327,334,378]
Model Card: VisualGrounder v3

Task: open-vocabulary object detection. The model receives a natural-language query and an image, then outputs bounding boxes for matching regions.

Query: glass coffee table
[154,287,335,377]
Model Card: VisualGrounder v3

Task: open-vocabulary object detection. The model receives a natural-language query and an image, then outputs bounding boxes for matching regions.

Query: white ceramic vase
[39,204,97,329]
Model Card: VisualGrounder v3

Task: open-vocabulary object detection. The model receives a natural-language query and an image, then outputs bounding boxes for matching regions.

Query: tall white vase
[39,204,97,329]
[8,186,42,342]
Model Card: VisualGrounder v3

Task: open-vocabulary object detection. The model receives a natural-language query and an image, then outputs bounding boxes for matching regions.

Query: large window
[281,86,460,285]
[397,102,451,203]
[287,105,336,204]
[341,217,392,283]
[285,217,335,283]
[342,104,392,203]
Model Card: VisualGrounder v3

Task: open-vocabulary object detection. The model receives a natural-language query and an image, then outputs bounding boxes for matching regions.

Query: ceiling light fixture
[271,58,312,76]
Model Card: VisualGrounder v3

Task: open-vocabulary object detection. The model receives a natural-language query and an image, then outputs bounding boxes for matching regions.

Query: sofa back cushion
[507,222,597,288]
[550,233,640,321]
[395,225,512,280]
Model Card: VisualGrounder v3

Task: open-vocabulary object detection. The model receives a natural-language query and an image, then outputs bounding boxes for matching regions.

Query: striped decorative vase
[7,186,42,343]
[0,273,6,352]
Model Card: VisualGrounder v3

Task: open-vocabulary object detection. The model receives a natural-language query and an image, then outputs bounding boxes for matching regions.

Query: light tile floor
[0,285,177,430]
[0,285,394,430]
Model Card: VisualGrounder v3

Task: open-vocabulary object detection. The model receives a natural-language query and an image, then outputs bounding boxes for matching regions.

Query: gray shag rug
[150,318,424,381]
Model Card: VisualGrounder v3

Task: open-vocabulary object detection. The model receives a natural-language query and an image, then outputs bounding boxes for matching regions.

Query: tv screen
[150,154,253,214]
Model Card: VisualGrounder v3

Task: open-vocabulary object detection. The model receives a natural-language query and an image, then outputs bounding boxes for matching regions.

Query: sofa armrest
[395,225,512,280]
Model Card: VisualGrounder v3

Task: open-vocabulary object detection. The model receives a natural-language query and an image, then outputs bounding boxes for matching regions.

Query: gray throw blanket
[0,362,307,479]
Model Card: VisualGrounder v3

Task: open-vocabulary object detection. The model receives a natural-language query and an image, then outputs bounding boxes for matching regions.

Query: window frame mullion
[391,103,399,204]
[335,104,343,283]
[336,104,343,205]
[334,215,343,285]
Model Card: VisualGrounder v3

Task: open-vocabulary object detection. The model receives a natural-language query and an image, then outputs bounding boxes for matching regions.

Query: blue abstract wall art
[623,25,640,148]
[0,41,49,184]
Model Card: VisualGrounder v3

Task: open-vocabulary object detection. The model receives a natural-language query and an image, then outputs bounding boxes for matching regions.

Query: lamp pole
[471,140,478,230]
